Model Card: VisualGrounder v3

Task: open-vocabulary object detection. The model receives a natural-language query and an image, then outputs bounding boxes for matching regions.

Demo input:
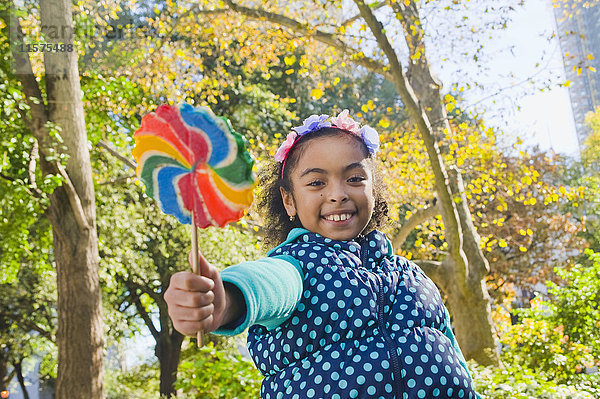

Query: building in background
[553,0,600,152]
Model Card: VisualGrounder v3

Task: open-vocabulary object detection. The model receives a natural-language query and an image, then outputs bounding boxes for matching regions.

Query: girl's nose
[328,183,348,203]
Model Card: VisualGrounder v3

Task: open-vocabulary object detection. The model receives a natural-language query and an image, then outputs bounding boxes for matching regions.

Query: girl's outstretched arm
[164,251,245,336]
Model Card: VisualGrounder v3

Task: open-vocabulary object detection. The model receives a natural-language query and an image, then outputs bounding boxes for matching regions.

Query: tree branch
[220,0,470,294]
[447,166,490,278]
[28,139,42,196]
[98,174,137,186]
[97,140,137,170]
[412,259,442,282]
[222,0,391,79]
[355,0,469,290]
[340,1,385,27]
[392,201,441,250]
[129,289,160,341]
[154,6,229,55]
[55,162,91,230]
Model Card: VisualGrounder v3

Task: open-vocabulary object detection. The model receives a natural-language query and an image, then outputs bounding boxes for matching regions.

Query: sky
[499,0,579,157]
[438,0,580,158]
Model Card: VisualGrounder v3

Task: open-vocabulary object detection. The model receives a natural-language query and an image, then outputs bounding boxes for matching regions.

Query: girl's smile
[280,134,375,241]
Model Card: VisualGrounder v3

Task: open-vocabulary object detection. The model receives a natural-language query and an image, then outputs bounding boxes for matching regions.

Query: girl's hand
[164,251,228,336]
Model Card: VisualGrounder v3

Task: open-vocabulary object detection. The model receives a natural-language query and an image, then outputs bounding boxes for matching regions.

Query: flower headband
[274,110,380,173]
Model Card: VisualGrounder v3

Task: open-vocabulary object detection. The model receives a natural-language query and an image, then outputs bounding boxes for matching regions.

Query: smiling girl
[164,110,480,398]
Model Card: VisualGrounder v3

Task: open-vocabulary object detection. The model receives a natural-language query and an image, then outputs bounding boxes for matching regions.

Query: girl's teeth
[327,214,351,221]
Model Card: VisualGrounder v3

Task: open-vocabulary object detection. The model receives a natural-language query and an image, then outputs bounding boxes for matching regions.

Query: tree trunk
[0,349,8,392]
[6,0,104,394]
[355,0,500,366]
[155,330,184,398]
[127,278,185,397]
[6,0,105,397]
[14,361,30,399]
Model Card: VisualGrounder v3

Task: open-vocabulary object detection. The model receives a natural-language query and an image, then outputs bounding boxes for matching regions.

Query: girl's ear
[280,187,297,218]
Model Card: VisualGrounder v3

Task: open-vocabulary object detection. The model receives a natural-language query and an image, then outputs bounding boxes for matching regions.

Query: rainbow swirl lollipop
[132,103,255,228]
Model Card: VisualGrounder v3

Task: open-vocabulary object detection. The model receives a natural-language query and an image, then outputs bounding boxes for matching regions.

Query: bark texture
[41,0,105,395]
[6,0,105,396]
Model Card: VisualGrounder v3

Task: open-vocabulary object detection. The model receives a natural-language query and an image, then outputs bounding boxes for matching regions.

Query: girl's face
[281,135,375,241]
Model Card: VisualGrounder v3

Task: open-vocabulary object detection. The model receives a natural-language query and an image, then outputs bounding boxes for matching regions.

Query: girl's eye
[348,176,366,183]
[308,180,324,186]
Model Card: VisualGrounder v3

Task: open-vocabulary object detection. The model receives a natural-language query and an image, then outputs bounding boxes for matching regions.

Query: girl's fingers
[197,251,218,280]
[169,304,217,335]
[188,250,219,280]
[169,289,215,309]
[175,317,215,336]
[169,271,214,293]
[172,303,214,322]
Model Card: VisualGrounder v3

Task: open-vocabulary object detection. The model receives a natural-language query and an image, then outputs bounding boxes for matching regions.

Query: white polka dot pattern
[247,230,478,398]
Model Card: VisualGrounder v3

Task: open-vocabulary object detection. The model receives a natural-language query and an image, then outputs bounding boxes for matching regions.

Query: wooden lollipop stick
[191,214,205,347]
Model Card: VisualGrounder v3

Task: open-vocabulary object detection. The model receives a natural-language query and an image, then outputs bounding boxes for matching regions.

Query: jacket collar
[268,228,393,262]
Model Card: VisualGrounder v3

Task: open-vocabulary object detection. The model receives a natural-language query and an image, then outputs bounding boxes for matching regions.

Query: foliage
[471,361,600,399]
[492,250,600,385]
[105,362,161,399]
[502,298,594,383]
[548,250,600,359]
[175,342,263,399]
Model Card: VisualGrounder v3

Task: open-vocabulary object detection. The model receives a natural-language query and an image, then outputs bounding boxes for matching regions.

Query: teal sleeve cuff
[212,255,303,336]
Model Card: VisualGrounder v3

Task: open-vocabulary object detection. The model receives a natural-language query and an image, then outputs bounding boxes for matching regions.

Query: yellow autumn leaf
[521,176,532,185]
[284,55,296,65]
[311,88,324,100]
[378,119,390,128]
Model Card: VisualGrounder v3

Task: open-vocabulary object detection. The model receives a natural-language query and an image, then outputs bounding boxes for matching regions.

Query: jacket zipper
[360,239,404,398]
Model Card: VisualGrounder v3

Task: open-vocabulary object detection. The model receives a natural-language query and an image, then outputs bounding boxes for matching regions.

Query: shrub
[175,343,263,398]
[501,297,594,383]
[471,361,600,399]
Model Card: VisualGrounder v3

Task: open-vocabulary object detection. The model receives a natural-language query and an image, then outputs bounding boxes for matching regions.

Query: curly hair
[255,127,390,248]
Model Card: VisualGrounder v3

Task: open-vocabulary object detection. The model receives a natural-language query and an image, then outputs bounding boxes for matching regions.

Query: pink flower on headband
[293,114,331,135]
[331,109,360,134]
[274,131,298,162]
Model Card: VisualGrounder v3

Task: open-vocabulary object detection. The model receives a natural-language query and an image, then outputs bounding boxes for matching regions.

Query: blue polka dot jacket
[215,228,480,398]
